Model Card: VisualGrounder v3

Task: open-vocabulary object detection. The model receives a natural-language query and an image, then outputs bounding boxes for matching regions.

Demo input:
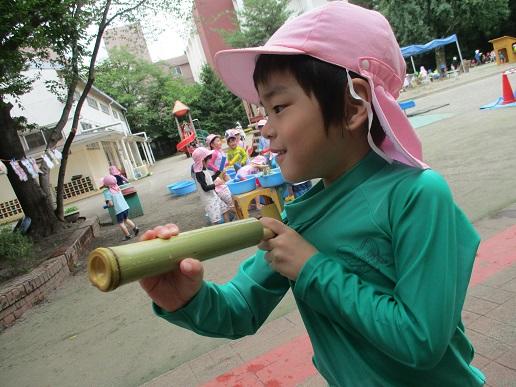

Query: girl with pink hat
[102,175,139,241]
[190,147,232,224]
[204,134,227,173]
[204,133,234,210]
[141,3,483,385]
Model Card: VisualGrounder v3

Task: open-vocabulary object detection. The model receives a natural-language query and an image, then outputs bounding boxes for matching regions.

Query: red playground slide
[176,132,196,152]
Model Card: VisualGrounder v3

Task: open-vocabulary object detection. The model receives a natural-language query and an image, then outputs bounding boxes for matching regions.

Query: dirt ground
[1,63,516,387]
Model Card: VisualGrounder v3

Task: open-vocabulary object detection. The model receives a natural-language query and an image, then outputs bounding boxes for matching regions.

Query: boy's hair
[253,54,385,146]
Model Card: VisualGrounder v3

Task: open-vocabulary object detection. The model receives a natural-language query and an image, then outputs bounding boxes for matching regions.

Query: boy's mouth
[271,148,286,155]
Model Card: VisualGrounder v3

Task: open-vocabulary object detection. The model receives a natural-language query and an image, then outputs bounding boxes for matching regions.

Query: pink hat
[251,155,267,166]
[205,134,220,148]
[108,165,121,175]
[102,175,121,194]
[215,2,427,169]
[225,128,238,140]
[192,147,214,173]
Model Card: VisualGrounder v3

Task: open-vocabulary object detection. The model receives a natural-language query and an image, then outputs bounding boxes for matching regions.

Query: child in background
[204,134,234,211]
[226,133,248,171]
[191,147,232,224]
[235,155,268,181]
[140,3,484,386]
[109,165,128,186]
[103,175,139,241]
[205,134,227,174]
[256,119,270,153]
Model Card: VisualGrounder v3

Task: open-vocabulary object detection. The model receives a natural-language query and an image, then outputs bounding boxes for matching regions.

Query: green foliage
[223,0,293,48]
[189,65,247,135]
[374,0,510,48]
[0,228,33,266]
[94,49,200,142]
[64,206,79,214]
[0,0,90,98]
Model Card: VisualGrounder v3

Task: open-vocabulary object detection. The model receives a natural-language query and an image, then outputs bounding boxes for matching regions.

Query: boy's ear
[344,78,371,133]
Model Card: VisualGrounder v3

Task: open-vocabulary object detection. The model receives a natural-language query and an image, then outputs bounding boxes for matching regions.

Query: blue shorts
[116,209,129,224]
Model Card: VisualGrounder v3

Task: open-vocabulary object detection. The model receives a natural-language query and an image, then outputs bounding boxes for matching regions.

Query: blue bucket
[258,169,285,187]
[167,180,197,196]
[226,176,256,195]
[226,169,236,179]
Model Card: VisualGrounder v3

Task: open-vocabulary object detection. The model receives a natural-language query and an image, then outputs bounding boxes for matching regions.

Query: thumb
[179,258,204,282]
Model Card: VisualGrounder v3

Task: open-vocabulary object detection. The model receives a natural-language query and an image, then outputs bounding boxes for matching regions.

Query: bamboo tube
[88,218,274,292]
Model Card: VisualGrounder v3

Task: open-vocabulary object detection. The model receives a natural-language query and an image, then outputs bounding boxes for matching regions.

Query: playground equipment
[172,100,198,156]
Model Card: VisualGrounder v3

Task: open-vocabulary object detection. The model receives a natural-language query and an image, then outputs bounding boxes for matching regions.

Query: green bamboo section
[88,218,273,292]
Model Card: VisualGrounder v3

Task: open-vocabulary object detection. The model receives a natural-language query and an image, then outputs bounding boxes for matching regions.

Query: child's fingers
[140,224,179,241]
[259,217,288,237]
[141,229,157,241]
[179,258,204,281]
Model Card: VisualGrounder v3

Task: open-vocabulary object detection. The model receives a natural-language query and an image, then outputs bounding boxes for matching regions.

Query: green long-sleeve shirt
[154,151,485,386]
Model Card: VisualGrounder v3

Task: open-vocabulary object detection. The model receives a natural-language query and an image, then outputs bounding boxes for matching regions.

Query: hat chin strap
[345,70,392,164]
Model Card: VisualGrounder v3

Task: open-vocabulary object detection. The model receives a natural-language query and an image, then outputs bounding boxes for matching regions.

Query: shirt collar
[285,151,388,230]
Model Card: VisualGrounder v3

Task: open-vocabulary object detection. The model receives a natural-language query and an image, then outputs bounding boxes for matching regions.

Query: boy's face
[257,70,355,184]
[227,137,237,149]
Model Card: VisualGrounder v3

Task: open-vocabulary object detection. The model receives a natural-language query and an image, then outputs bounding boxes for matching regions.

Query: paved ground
[0,62,515,386]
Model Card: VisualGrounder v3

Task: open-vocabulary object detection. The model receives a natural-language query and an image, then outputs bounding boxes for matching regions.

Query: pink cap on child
[214,2,427,169]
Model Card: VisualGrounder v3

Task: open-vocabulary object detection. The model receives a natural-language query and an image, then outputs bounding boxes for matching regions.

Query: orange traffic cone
[501,73,516,104]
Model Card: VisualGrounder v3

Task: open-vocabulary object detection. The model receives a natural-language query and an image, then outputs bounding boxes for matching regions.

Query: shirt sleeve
[240,148,248,165]
[293,170,480,369]
[195,171,215,192]
[206,151,219,172]
[153,250,291,339]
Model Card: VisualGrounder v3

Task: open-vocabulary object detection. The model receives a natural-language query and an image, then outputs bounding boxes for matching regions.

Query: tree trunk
[435,46,446,72]
[0,100,59,237]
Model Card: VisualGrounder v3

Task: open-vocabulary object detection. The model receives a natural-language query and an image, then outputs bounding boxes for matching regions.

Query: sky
[145,15,188,61]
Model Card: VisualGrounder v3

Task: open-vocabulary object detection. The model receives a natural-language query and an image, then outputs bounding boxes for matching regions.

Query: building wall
[0,175,17,202]
[186,31,207,83]
[8,67,131,146]
[156,55,196,83]
[194,0,237,69]
[103,22,152,62]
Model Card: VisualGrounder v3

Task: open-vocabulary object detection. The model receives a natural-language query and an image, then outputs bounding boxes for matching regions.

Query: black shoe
[133,227,140,236]
[123,235,132,241]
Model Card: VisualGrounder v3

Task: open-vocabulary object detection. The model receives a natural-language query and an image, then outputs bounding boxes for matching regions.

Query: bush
[0,227,33,267]
[64,206,79,214]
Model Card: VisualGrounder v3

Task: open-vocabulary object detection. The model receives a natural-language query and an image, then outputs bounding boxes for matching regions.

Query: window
[81,122,93,131]
[100,102,110,114]
[24,132,46,149]
[87,96,99,109]
[172,66,182,76]
[113,110,119,119]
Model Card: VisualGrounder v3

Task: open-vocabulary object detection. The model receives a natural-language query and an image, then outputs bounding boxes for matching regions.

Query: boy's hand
[257,218,317,280]
[139,224,204,312]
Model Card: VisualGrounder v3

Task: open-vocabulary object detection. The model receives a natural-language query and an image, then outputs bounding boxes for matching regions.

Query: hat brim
[215,46,305,105]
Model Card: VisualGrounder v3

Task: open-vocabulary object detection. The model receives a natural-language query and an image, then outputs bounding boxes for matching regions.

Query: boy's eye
[273,105,285,114]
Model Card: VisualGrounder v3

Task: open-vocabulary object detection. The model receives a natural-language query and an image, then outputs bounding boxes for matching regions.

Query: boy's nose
[261,122,274,139]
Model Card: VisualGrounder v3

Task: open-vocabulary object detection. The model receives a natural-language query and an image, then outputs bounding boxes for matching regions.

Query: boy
[140,3,484,385]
